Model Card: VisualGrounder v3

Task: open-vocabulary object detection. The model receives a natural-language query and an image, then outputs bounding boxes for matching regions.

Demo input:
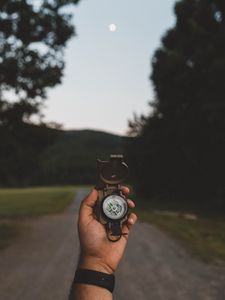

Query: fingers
[82,187,133,210]
[121,186,130,197]
[126,198,136,230]
[127,199,135,209]
[126,212,138,230]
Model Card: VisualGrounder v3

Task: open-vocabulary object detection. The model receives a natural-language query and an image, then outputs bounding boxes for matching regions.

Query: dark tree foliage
[127,0,225,213]
[0,123,59,186]
[0,0,79,121]
[0,0,80,186]
[0,128,126,187]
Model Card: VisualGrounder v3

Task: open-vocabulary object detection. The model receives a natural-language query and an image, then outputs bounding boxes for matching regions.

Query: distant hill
[39,129,130,185]
[0,124,130,187]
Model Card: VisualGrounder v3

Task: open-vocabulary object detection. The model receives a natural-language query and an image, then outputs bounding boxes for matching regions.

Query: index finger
[121,186,130,197]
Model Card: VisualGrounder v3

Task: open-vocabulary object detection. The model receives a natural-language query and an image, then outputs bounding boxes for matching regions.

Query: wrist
[78,255,114,274]
[74,269,115,294]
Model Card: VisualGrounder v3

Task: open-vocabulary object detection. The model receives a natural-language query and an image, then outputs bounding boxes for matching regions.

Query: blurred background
[0,0,225,299]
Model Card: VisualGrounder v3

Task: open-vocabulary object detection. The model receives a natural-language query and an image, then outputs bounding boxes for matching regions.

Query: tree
[0,0,80,187]
[127,0,225,211]
[0,0,80,122]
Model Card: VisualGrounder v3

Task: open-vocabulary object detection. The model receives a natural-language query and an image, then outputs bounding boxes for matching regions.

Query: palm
[79,216,128,272]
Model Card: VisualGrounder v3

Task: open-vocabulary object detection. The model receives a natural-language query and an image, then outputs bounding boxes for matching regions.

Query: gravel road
[0,188,225,300]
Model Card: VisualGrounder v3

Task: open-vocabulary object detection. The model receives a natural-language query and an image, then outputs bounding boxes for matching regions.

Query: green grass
[137,204,225,263]
[0,186,77,217]
[0,186,79,249]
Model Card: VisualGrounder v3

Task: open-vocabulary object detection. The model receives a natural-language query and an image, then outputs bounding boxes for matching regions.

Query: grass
[136,201,225,263]
[0,186,77,217]
[0,186,79,249]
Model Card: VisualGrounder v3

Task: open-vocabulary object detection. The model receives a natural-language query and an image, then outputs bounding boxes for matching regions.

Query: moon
[109,23,117,32]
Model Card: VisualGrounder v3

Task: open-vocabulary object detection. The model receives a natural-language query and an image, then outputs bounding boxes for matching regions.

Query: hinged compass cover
[97,154,128,186]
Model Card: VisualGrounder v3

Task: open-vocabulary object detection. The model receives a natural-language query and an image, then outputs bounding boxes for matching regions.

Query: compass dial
[102,195,127,220]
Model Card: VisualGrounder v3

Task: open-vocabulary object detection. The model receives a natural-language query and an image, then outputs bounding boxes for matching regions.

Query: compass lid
[97,154,128,186]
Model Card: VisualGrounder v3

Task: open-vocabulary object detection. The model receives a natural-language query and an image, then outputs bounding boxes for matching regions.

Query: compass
[95,154,129,242]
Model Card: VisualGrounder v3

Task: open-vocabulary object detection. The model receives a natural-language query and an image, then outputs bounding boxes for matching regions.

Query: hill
[0,124,129,187]
[39,129,129,185]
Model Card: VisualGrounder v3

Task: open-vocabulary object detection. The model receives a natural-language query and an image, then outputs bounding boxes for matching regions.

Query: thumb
[79,189,99,219]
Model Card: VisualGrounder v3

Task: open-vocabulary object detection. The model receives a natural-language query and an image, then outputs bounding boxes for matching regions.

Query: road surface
[0,188,225,300]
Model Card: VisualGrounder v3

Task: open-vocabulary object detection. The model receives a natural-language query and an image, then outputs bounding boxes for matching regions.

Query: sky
[44,0,175,136]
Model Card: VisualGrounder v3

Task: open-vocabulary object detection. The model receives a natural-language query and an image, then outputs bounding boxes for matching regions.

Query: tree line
[127,0,225,214]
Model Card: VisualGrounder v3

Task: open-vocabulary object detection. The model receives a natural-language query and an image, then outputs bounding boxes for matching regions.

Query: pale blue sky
[44,0,175,135]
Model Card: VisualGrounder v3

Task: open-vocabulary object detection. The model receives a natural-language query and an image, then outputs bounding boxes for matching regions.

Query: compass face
[102,195,127,220]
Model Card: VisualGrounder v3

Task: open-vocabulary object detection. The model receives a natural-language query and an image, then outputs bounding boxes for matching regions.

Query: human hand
[77,187,137,274]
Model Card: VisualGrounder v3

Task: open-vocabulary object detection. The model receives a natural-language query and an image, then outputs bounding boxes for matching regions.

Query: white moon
[109,23,117,32]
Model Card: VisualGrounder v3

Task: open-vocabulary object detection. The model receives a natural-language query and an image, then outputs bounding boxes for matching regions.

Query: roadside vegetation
[137,200,225,264]
[0,186,77,249]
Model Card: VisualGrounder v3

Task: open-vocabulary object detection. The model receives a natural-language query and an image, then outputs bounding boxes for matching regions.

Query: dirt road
[0,188,225,300]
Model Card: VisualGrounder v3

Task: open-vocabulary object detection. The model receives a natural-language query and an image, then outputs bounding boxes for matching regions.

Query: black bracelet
[74,269,115,293]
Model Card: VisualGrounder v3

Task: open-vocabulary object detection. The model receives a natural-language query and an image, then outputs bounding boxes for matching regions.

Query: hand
[77,187,137,274]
